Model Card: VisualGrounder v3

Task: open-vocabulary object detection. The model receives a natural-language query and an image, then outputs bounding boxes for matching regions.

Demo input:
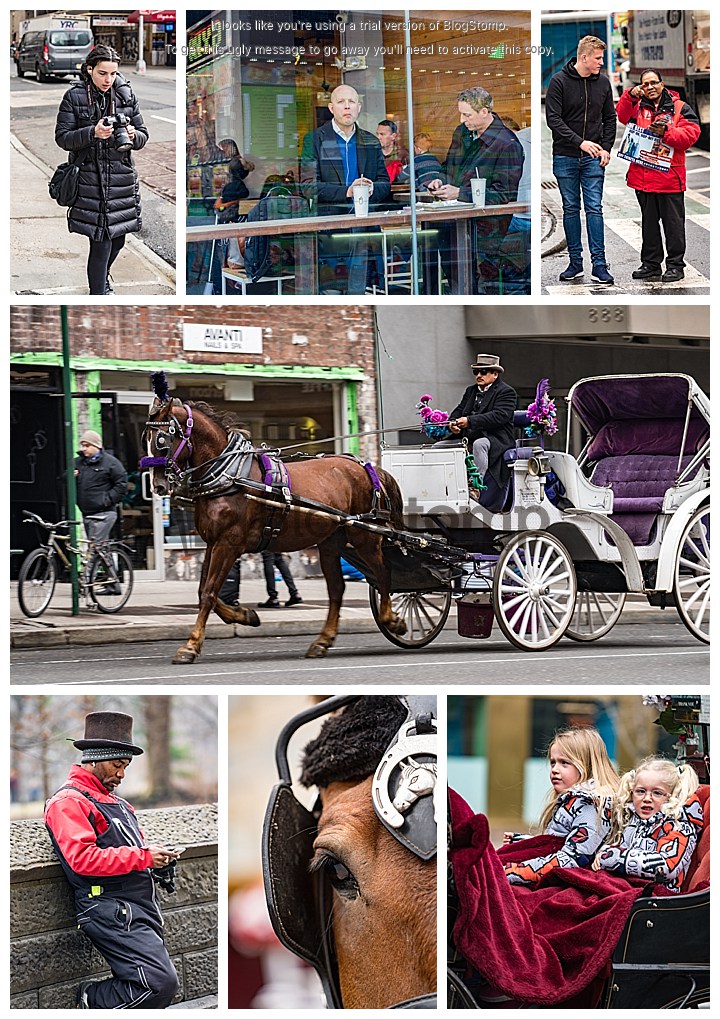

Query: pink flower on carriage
[416,392,451,438]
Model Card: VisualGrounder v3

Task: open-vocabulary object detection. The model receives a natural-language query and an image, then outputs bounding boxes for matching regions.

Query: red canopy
[127,10,176,24]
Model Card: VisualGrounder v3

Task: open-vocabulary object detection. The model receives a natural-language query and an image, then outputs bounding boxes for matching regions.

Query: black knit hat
[72,711,144,761]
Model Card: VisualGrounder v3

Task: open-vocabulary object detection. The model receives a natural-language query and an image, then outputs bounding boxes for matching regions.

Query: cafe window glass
[187,10,531,296]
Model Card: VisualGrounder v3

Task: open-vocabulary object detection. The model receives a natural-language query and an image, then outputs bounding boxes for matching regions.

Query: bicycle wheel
[17,549,57,617]
[88,545,134,613]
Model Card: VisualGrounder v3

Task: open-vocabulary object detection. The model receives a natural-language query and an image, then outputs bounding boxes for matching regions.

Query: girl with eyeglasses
[593,757,703,892]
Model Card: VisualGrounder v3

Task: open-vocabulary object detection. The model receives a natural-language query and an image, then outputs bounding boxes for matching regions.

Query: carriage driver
[439,353,518,496]
[44,712,180,1008]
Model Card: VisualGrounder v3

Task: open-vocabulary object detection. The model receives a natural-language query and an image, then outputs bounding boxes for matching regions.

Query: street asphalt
[10,575,674,652]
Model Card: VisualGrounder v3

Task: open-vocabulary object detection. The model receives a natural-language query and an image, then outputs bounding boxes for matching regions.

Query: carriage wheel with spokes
[89,546,134,613]
[673,506,710,644]
[369,587,452,649]
[492,531,577,651]
[565,591,627,642]
[17,549,57,617]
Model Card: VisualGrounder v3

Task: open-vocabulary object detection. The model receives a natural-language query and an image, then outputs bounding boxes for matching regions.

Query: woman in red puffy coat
[616,69,700,283]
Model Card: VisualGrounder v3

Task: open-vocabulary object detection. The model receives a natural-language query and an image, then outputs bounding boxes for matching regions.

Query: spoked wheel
[88,546,134,613]
[673,506,710,643]
[369,587,452,649]
[492,530,577,651]
[17,549,57,617]
[566,591,627,642]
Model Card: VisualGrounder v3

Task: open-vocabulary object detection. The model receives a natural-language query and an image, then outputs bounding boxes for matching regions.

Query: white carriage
[374,373,710,651]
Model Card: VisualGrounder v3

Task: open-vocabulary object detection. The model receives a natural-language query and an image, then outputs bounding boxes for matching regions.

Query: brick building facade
[10,304,378,576]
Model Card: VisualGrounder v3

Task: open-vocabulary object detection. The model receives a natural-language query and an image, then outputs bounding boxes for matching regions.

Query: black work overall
[47,787,179,1008]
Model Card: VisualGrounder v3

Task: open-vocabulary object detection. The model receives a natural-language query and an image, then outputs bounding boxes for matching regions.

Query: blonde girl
[594,756,703,892]
[504,726,620,886]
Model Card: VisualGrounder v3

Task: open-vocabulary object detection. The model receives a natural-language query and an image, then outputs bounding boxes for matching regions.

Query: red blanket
[450,789,648,1006]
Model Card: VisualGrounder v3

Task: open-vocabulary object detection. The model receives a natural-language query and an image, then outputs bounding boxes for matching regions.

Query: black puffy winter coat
[55,74,148,240]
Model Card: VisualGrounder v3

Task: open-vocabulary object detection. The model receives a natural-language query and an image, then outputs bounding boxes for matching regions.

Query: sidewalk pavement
[10,576,670,650]
[10,133,175,295]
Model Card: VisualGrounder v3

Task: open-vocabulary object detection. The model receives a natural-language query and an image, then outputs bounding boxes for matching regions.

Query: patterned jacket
[595,794,703,893]
[505,782,612,886]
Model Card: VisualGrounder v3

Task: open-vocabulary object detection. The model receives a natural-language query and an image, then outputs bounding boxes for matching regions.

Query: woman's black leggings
[87,236,126,295]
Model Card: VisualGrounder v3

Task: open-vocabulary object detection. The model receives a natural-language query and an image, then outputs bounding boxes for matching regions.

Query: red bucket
[457,594,494,639]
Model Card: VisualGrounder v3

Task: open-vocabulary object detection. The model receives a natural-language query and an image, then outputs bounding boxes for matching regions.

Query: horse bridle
[139,403,194,483]
[262,695,438,1009]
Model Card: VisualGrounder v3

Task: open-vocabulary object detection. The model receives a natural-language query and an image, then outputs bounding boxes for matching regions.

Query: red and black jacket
[45,765,155,907]
[616,86,700,193]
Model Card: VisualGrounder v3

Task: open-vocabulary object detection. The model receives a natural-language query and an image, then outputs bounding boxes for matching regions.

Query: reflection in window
[187,10,531,296]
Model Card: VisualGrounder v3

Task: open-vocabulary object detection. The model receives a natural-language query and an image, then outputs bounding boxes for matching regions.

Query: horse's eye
[315,853,360,899]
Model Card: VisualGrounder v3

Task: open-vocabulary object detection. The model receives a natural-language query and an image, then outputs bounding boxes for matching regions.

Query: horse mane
[186,400,251,438]
[300,697,407,788]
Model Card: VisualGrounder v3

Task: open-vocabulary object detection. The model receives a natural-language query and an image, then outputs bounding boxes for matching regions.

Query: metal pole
[137,13,146,72]
[403,12,420,295]
[61,306,80,615]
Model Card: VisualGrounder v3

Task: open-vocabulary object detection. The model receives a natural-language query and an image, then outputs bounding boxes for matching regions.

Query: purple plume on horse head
[151,371,170,403]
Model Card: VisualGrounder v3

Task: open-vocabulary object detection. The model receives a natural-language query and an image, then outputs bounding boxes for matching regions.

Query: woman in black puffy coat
[55,45,149,295]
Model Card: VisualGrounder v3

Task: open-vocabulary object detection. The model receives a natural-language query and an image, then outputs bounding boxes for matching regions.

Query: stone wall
[10,803,218,1009]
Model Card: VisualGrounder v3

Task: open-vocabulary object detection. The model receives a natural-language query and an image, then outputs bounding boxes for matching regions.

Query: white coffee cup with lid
[470,177,486,207]
[352,182,370,217]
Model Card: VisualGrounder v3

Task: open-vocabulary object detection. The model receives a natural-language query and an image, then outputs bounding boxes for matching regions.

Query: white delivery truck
[627,9,710,147]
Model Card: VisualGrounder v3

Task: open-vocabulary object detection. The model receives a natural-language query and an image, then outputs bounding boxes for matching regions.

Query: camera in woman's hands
[103,114,133,152]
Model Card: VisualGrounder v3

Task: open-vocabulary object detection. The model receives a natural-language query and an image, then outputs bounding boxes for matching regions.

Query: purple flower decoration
[525,378,558,437]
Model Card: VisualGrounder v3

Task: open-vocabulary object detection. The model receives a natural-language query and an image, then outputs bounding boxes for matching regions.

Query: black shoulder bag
[48,147,92,207]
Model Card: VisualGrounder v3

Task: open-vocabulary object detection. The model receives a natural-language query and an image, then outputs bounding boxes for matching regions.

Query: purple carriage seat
[586,418,708,545]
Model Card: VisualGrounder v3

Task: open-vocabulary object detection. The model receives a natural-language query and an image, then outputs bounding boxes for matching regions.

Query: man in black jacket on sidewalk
[427,86,524,294]
[545,35,617,285]
[74,430,128,544]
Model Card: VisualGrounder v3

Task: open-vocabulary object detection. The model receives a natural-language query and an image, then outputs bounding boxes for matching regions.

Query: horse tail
[378,468,405,529]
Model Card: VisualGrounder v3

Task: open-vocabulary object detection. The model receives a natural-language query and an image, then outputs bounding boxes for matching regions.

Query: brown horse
[142,393,407,663]
[316,775,437,1007]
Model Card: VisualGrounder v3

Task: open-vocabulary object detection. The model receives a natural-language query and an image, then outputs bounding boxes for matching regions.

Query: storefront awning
[127,10,176,24]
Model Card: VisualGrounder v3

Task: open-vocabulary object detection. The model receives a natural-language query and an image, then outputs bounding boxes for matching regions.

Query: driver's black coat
[448,378,518,486]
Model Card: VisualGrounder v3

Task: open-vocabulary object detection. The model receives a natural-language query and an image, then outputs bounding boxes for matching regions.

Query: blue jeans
[552,155,607,267]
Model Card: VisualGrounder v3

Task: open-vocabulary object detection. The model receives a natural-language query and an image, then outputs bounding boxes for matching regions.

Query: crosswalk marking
[685,188,710,208]
[604,218,709,285]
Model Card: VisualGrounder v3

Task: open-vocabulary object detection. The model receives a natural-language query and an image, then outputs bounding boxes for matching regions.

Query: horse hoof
[390,618,408,636]
[305,643,328,659]
[246,609,261,628]
[173,648,197,665]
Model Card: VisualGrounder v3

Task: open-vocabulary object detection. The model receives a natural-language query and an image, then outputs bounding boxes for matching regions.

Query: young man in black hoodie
[545,35,617,284]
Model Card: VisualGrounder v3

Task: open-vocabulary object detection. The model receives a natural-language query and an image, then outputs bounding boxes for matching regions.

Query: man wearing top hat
[44,711,180,1008]
[439,354,518,495]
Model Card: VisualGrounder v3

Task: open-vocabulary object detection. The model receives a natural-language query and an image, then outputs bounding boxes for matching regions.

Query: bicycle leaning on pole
[17,511,134,617]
